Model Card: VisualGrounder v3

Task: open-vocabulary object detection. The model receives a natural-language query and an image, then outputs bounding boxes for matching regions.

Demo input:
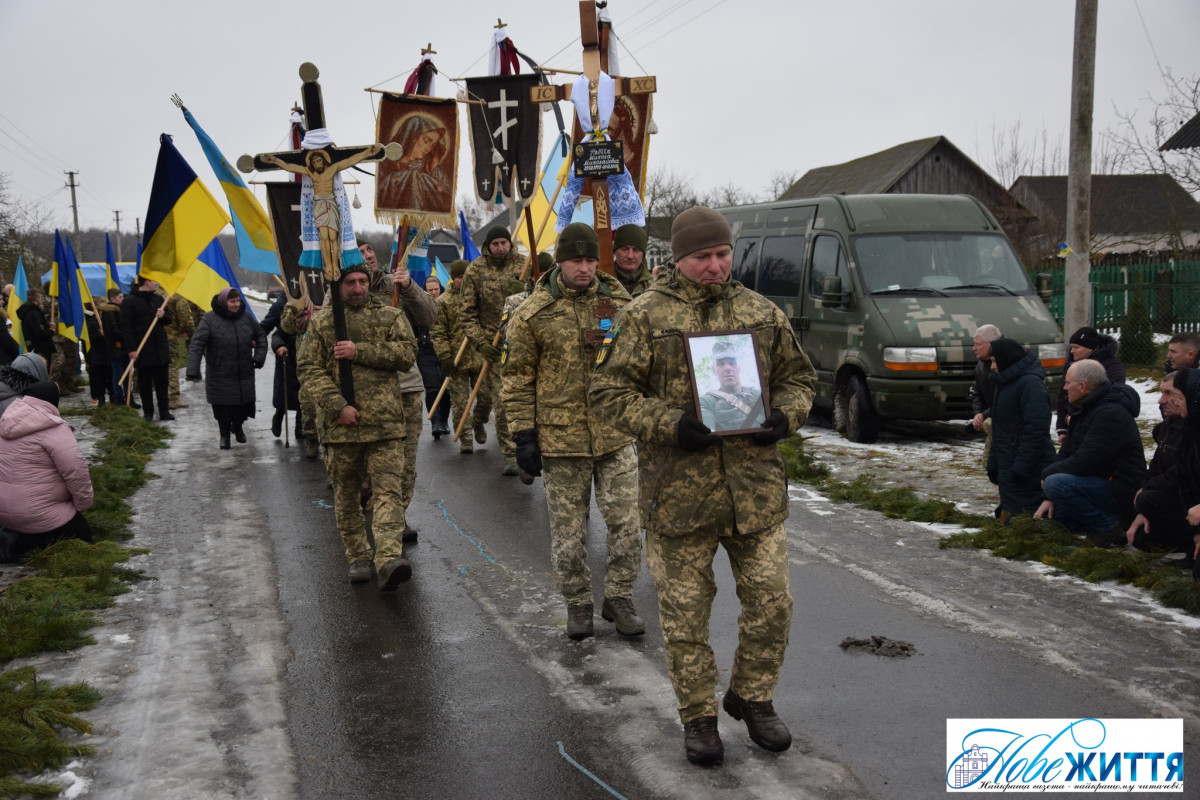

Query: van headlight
[1037,342,1067,368]
[883,346,938,371]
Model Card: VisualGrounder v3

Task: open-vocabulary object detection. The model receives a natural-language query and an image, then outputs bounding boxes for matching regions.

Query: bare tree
[764,169,801,201]
[0,173,59,287]
[987,120,1067,188]
[1103,69,1200,198]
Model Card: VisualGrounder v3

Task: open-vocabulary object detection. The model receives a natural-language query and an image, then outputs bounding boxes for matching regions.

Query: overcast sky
[2,0,1198,253]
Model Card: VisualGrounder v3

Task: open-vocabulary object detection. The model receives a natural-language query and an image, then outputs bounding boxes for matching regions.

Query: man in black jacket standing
[120,275,174,422]
[1037,359,1145,546]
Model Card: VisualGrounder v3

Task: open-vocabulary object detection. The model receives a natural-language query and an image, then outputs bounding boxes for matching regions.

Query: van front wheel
[838,374,880,443]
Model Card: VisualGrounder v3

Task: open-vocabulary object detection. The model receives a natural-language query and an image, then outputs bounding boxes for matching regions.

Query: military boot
[304,439,319,460]
[348,560,372,584]
[722,688,792,752]
[566,603,594,640]
[683,716,724,766]
[473,422,487,444]
[601,597,645,636]
[377,558,412,591]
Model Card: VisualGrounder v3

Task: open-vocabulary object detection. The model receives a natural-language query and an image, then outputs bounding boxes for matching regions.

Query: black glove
[479,342,503,363]
[253,358,266,370]
[185,373,201,382]
[987,469,998,485]
[752,408,789,445]
[677,414,720,452]
[514,430,542,477]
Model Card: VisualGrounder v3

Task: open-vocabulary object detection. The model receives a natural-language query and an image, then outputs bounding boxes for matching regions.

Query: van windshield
[852,233,1032,296]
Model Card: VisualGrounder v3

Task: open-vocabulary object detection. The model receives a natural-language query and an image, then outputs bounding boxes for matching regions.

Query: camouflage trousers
[447,368,492,448]
[167,334,186,404]
[542,444,642,606]
[324,437,407,566]
[645,520,793,723]
[399,390,422,511]
[51,336,77,391]
[480,364,514,457]
[298,379,320,439]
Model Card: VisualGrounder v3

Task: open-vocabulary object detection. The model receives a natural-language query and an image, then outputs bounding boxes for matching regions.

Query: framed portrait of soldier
[684,330,769,435]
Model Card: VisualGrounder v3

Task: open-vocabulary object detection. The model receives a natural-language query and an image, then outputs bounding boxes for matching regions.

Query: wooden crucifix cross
[530,1,656,276]
[238,62,397,405]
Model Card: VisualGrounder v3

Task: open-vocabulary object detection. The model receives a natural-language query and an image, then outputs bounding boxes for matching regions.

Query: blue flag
[51,231,90,346]
[7,257,28,353]
[459,210,480,262]
[432,256,450,289]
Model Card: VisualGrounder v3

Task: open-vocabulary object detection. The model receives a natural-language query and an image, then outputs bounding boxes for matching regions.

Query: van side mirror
[821,275,850,307]
[1035,272,1052,305]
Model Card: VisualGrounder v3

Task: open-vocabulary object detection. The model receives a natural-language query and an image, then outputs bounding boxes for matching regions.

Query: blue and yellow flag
[180,106,279,274]
[7,257,28,353]
[51,231,90,347]
[514,131,593,254]
[459,210,481,263]
[140,134,230,295]
[175,238,249,315]
[104,233,128,293]
[432,256,450,289]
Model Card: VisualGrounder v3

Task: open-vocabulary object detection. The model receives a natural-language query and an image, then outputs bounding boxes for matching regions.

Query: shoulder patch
[595,323,620,366]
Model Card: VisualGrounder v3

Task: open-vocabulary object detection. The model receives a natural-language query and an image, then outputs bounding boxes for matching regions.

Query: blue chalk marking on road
[437,498,496,563]
[556,741,627,799]
[315,499,334,510]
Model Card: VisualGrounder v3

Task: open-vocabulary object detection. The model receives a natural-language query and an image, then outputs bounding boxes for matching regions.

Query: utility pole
[135,217,141,243]
[65,170,81,239]
[113,210,124,261]
[1063,0,1097,336]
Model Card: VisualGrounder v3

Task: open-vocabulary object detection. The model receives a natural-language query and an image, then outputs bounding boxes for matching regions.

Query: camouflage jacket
[296,296,416,445]
[590,269,817,536]
[615,263,653,298]
[430,283,483,374]
[166,293,196,339]
[392,278,437,394]
[503,269,633,458]
[460,249,528,348]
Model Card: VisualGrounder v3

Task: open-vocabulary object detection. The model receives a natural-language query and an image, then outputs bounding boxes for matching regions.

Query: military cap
[537,251,555,272]
[484,226,512,247]
[449,259,470,279]
[613,224,648,253]
[341,262,371,279]
[671,206,732,260]
[712,341,738,361]
[555,222,599,262]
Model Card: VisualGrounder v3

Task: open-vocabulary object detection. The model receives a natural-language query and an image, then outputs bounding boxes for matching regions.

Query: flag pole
[282,351,290,448]
[117,293,172,387]
[426,336,469,420]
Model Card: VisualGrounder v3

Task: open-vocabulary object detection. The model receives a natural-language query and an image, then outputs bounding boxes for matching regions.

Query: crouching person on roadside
[0,381,93,562]
[1035,359,1145,547]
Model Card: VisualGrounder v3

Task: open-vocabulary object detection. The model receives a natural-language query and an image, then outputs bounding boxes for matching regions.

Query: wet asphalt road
[21,305,1200,798]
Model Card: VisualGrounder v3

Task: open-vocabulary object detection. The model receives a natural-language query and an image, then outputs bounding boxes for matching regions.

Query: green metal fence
[1029,260,1200,366]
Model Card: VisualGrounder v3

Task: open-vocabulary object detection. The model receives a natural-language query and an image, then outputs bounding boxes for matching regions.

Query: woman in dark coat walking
[269,324,302,442]
[986,338,1057,520]
[186,288,266,449]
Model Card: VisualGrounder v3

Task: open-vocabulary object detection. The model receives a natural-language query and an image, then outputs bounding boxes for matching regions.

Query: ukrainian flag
[50,231,89,347]
[515,132,592,254]
[140,134,230,295]
[181,107,279,274]
[105,233,128,293]
[7,257,28,353]
[175,238,249,315]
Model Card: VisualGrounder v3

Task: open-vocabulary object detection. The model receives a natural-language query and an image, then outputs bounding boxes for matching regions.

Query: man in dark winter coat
[969,324,1002,435]
[986,338,1056,519]
[1037,359,1146,546]
[1055,326,1125,441]
[1127,371,1194,566]
[1172,368,1200,580]
[16,288,53,362]
[120,275,174,421]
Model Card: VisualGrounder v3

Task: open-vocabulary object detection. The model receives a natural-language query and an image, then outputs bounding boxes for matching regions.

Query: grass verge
[0,405,168,798]
[781,434,1200,616]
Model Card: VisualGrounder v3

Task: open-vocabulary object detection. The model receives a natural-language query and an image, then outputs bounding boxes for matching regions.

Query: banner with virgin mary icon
[374,93,459,227]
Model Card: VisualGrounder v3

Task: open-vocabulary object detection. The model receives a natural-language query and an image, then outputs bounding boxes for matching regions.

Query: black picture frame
[683,329,770,436]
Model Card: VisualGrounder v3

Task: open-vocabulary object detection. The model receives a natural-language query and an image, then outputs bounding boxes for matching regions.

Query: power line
[635,0,730,49]
[0,112,72,170]
[619,0,695,44]
[0,139,64,182]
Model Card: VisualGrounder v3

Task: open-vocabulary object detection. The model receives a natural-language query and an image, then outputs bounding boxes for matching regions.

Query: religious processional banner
[374,94,459,228]
[464,74,542,204]
[265,182,325,306]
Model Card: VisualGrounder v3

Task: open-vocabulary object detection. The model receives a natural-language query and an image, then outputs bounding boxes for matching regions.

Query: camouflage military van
[718,194,1065,443]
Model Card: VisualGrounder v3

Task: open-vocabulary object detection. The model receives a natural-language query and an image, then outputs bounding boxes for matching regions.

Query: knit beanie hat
[555,223,599,262]
[537,252,555,272]
[1069,326,1103,351]
[671,207,732,260]
[24,380,60,408]
[613,224,648,252]
[989,337,1026,372]
[484,226,511,248]
[341,261,371,279]
[11,352,49,382]
[449,259,470,279]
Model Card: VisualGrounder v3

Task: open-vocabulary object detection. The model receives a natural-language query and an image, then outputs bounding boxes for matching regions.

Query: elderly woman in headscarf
[1174,367,1200,580]
[186,288,267,450]
[378,113,450,211]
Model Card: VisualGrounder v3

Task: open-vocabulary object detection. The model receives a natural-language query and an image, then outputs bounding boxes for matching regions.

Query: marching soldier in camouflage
[698,340,766,431]
[460,226,528,474]
[591,206,816,767]
[296,263,417,591]
[612,224,654,298]
[281,301,323,457]
[360,241,437,543]
[502,223,644,641]
[430,260,492,454]
[165,293,196,409]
